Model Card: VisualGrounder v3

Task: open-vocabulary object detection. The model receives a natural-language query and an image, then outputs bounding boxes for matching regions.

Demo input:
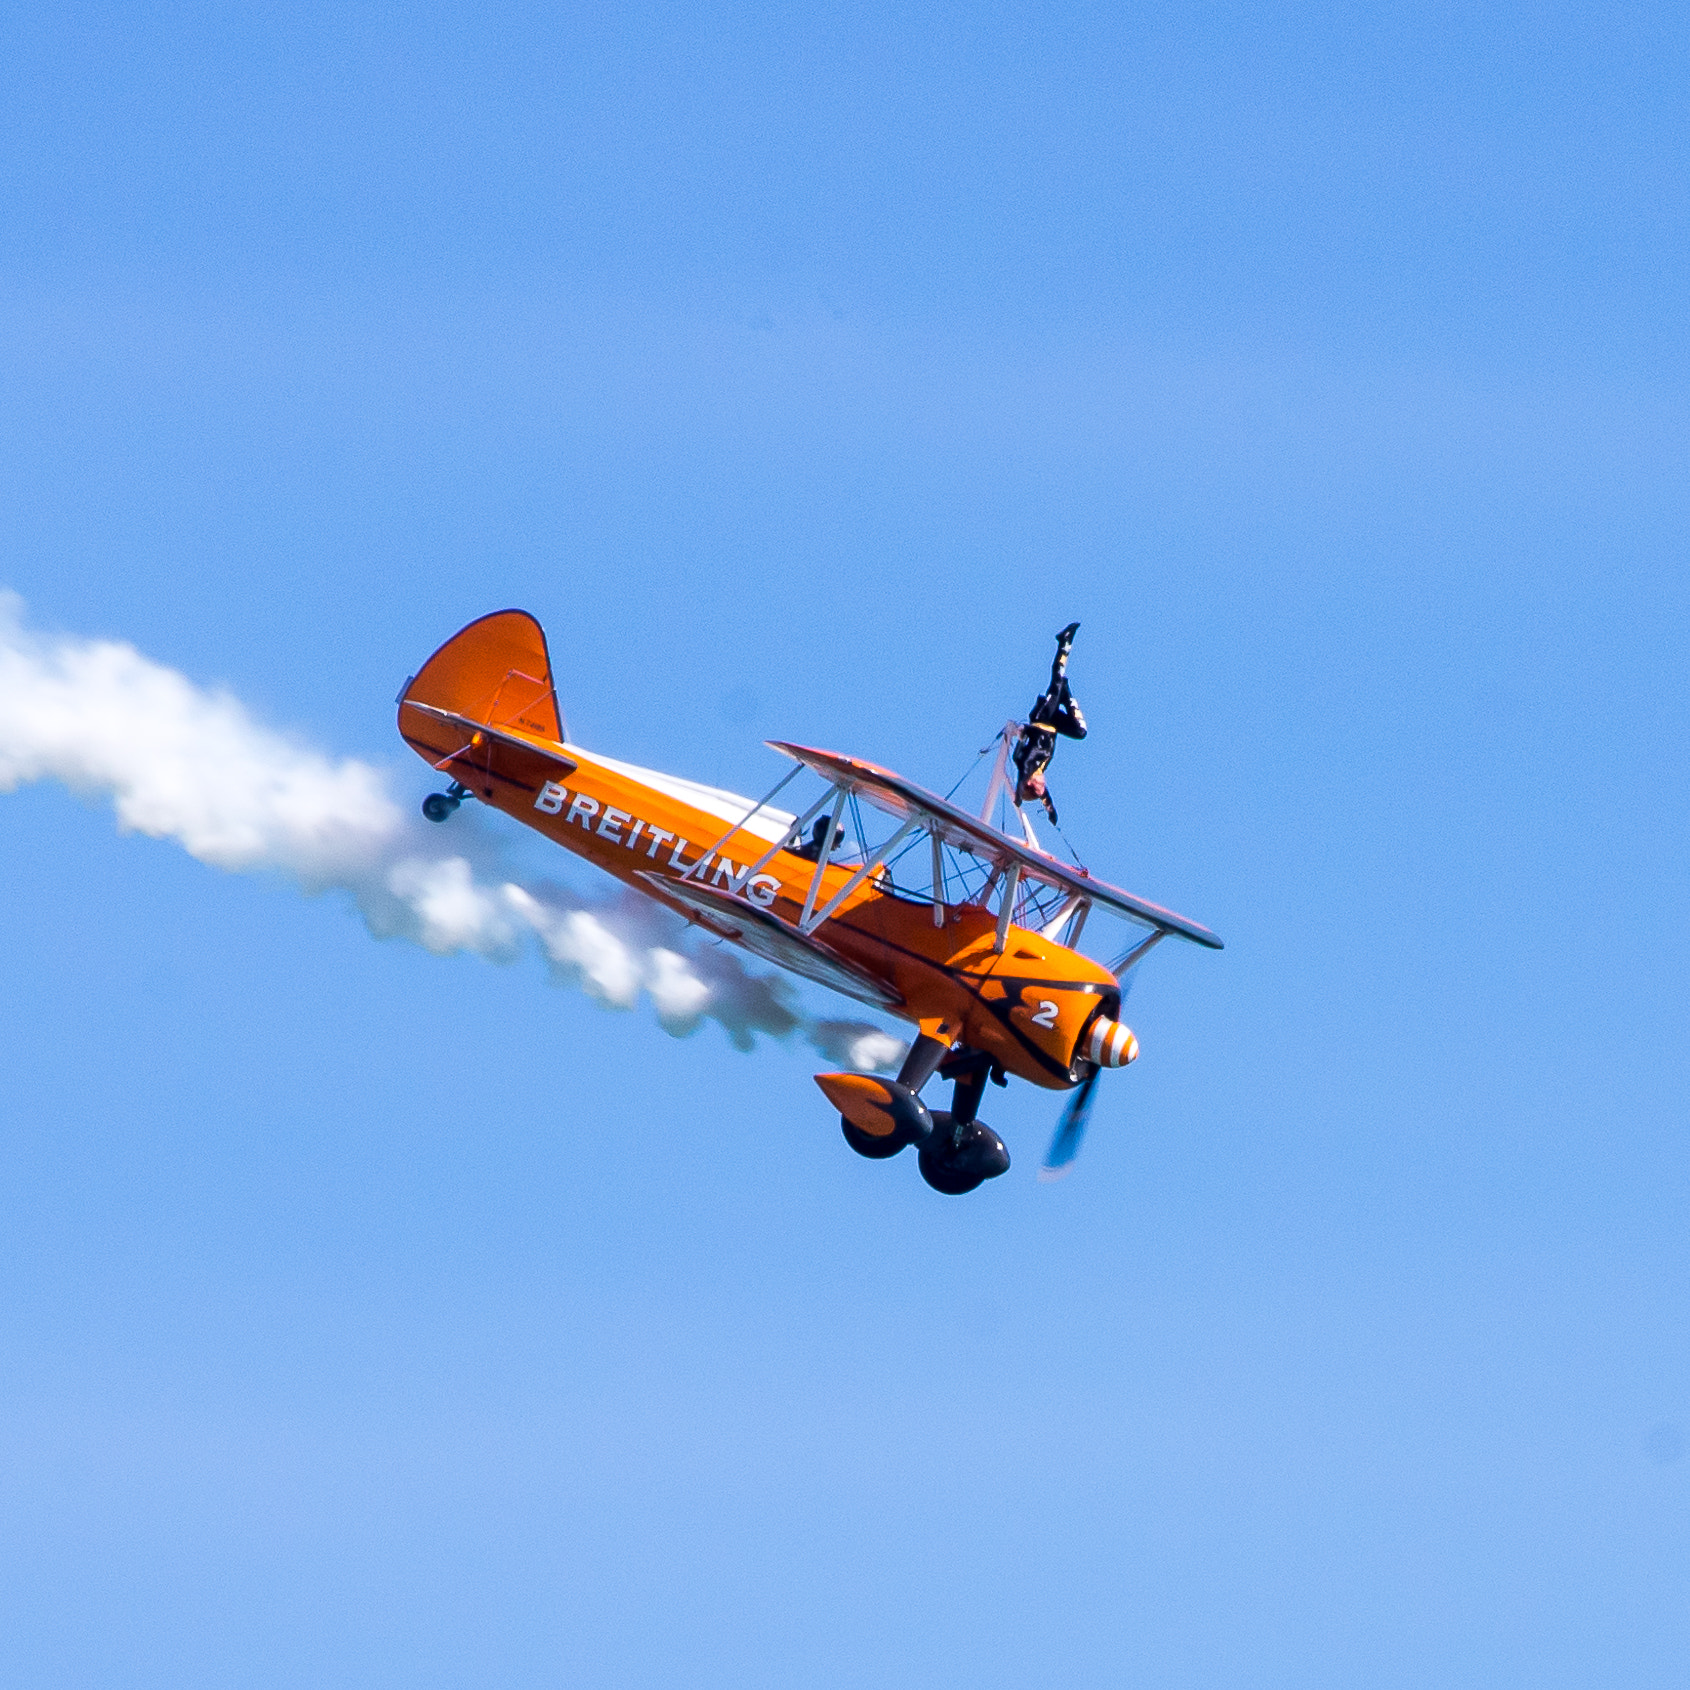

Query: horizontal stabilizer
[400,699,577,803]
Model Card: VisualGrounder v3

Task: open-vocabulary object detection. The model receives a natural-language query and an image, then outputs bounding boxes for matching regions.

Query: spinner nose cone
[1085,1016,1139,1068]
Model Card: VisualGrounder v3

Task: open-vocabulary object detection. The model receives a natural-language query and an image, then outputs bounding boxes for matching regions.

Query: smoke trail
[0,592,907,1073]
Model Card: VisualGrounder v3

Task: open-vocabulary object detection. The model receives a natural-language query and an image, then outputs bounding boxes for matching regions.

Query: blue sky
[1,4,1687,1686]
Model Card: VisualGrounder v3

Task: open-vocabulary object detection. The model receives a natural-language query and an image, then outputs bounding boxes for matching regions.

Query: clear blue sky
[2,4,1687,1685]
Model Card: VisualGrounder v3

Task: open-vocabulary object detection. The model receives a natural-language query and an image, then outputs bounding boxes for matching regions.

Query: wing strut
[1067,899,1091,949]
[979,720,1019,823]
[1111,930,1166,974]
[798,786,850,931]
[1040,892,1088,940]
[731,783,841,885]
[801,815,921,937]
[677,763,803,884]
[994,862,1022,953]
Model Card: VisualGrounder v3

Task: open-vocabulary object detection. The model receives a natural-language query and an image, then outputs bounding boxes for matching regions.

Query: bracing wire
[1051,819,1090,873]
[943,742,993,804]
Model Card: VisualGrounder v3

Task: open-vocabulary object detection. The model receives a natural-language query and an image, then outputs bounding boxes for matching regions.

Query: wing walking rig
[398,610,1222,1195]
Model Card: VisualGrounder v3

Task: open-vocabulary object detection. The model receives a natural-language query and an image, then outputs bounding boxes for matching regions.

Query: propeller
[1038,968,1140,1181]
[1039,1067,1100,1180]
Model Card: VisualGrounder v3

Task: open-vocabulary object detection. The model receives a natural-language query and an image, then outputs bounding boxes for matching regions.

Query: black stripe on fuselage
[814,913,1111,1082]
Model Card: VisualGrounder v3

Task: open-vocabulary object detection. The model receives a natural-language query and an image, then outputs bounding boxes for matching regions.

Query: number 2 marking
[1031,1000,1059,1028]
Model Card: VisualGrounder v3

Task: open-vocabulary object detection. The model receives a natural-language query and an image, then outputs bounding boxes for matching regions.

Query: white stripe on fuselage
[561,745,797,844]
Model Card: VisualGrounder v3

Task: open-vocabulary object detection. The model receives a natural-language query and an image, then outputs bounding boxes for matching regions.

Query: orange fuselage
[397,610,1118,1089]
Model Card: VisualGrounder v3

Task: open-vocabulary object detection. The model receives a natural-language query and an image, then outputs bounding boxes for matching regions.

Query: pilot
[1012,621,1087,825]
[792,816,846,861]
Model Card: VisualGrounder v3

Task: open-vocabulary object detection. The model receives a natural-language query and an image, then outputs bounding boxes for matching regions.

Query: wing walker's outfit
[1012,622,1087,825]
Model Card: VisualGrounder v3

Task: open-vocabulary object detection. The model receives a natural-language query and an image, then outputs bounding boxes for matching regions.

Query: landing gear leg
[896,1033,950,1096]
[422,781,470,823]
[947,1059,990,1127]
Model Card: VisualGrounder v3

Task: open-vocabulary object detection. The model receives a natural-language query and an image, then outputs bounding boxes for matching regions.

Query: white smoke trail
[0,592,907,1073]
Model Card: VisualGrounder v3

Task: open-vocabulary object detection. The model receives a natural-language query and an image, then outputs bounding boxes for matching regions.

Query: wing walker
[398,610,1222,1193]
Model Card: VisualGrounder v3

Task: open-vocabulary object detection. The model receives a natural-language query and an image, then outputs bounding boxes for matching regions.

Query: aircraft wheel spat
[917,1112,1011,1196]
[814,1073,933,1159]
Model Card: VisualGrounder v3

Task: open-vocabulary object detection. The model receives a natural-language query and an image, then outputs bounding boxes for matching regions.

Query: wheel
[842,1119,907,1159]
[917,1154,985,1195]
[917,1114,1010,1196]
[422,793,458,823]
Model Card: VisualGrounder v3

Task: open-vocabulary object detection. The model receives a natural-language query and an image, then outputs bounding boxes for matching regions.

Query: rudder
[398,609,564,743]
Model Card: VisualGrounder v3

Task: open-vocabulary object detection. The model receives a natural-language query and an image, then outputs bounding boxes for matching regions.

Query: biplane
[398,610,1222,1194]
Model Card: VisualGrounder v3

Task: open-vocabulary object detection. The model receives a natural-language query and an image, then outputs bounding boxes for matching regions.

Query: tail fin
[398,609,564,743]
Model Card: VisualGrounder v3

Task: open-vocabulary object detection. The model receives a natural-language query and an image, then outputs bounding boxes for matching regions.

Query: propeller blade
[1039,968,1141,1181]
[1039,1069,1099,1181]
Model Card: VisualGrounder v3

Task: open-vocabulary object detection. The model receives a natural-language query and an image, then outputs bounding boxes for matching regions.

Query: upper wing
[765,741,1223,950]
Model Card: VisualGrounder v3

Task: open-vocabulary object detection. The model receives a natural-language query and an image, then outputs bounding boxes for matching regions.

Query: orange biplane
[398,610,1222,1194]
